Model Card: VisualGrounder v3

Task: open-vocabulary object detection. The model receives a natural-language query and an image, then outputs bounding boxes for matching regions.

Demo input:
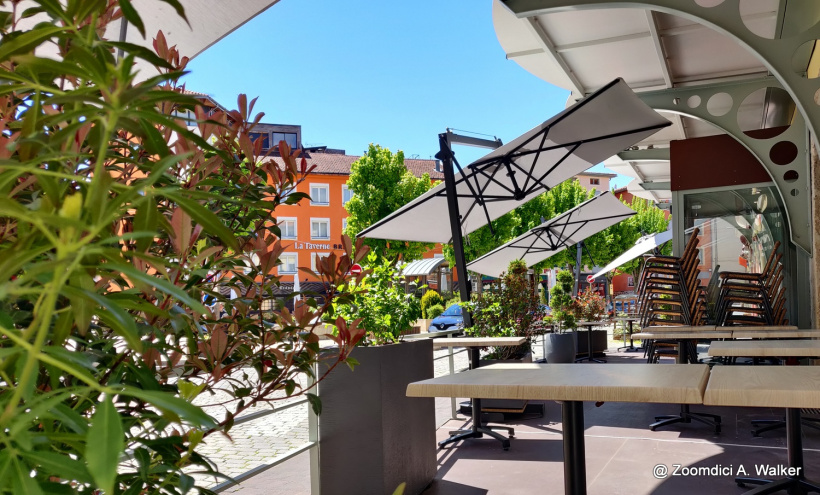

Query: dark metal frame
[436,131,516,451]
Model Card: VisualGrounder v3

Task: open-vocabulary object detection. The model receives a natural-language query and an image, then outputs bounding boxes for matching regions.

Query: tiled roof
[270,152,444,180]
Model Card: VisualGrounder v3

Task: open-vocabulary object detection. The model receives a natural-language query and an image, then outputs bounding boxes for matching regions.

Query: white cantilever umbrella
[589,225,673,280]
[16,0,281,81]
[358,78,670,244]
[466,192,636,277]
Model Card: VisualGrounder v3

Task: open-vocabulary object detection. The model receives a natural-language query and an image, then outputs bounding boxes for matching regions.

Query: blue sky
[183,0,626,187]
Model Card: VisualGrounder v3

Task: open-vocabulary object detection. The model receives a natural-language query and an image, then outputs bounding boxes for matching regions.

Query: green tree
[344,144,436,263]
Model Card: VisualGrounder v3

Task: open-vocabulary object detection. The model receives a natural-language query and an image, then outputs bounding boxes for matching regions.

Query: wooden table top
[432,337,526,348]
[708,340,820,357]
[719,325,798,331]
[642,325,717,332]
[731,330,820,339]
[704,366,820,409]
[633,331,733,340]
[406,363,709,404]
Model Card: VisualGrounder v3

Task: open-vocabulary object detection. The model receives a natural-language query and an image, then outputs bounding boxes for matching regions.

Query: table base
[439,424,513,451]
[735,409,820,495]
[752,417,820,437]
[650,404,721,434]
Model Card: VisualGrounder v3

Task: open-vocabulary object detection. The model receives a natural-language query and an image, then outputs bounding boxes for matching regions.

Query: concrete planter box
[317,339,435,495]
[545,332,577,363]
[575,329,608,357]
[414,318,433,333]
[478,352,533,413]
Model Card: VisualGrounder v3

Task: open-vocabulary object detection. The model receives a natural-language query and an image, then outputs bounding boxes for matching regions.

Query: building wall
[576,173,615,192]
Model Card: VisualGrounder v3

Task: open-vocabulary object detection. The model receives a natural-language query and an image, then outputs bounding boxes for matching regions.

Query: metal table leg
[649,340,721,434]
[735,409,820,493]
[562,401,587,495]
[575,324,606,363]
[439,347,513,450]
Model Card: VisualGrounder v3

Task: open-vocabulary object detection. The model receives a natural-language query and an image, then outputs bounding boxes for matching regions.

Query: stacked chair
[636,228,706,328]
[714,241,787,326]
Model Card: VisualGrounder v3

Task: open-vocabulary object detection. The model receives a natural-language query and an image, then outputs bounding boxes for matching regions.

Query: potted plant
[547,270,579,363]
[573,286,609,357]
[317,252,435,495]
[418,289,445,332]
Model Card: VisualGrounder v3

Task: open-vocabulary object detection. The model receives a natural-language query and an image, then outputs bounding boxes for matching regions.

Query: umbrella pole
[435,132,513,451]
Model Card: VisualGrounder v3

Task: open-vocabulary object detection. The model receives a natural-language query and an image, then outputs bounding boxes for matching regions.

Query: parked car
[431,304,463,331]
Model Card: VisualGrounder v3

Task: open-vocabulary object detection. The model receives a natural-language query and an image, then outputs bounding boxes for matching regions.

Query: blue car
[431,304,464,331]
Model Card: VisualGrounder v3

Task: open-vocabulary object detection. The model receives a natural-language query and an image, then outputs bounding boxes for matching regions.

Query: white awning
[358,79,669,244]
[466,193,635,277]
[401,257,448,277]
[590,226,673,280]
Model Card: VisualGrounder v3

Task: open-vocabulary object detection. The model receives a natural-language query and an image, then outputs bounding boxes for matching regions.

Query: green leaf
[117,0,145,37]
[22,450,93,484]
[160,191,239,251]
[63,286,142,352]
[133,201,158,253]
[11,456,42,495]
[86,398,124,495]
[306,393,322,416]
[105,262,207,314]
[0,25,65,62]
[121,388,216,429]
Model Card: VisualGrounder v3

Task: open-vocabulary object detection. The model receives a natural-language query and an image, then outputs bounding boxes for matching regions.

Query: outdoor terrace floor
[231,346,820,495]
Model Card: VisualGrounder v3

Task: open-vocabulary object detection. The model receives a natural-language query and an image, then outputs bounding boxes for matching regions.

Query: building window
[627,276,634,287]
[342,217,348,233]
[342,185,354,205]
[590,178,600,185]
[250,132,270,149]
[312,252,330,271]
[279,253,297,274]
[311,218,330,240]
[310,184,329,206]
[273,132,297,149]
[279,217,297,239]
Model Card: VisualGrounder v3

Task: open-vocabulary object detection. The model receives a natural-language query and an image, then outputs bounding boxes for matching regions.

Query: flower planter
[545,332,577,363]
[317,339,436,495]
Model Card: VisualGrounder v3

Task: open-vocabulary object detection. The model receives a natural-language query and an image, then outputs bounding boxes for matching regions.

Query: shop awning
[401,257,448,277]
[590,226,673,280]
[466,193,635,277]
[358,79,670,244]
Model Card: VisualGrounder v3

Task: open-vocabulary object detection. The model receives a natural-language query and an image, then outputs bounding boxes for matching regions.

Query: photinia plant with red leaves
[0,1,365,493]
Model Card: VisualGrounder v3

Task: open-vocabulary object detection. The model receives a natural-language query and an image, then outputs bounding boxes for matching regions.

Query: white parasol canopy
[466,192,636,277]
[16,0,280,81]
[589,225,673,280]
[358,78,670,244]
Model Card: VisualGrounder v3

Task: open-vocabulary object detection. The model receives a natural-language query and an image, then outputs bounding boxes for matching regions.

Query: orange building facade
[270,151,445,283]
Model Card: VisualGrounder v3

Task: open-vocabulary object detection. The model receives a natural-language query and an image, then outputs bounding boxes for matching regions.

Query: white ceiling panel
[535,8,650,47]
[562,39,665,91]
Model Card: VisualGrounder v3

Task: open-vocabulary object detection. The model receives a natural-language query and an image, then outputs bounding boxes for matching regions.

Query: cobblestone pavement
[194,330,613,490]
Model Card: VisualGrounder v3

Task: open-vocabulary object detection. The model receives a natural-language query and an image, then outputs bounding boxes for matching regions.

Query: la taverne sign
[292,242,343,250]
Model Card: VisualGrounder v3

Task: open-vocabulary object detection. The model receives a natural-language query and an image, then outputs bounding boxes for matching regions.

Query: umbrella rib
[519,127,551,193]
[457,160,511,236]
[534,143,582,188]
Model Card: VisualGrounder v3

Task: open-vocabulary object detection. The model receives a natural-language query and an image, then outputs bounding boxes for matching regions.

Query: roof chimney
[435,160,442,172]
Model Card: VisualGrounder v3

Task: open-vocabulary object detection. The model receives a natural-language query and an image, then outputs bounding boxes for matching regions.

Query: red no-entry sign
[350,264,362,276]
[586,275,595,283]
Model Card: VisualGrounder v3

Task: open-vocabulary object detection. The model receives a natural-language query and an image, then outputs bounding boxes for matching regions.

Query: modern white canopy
[466,192,636,277]
[358,78,669,244]
[590,226,673,280]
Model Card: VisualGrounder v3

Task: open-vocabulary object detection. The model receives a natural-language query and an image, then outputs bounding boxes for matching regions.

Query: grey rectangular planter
[575,329,608,356]
[317,338,436,495]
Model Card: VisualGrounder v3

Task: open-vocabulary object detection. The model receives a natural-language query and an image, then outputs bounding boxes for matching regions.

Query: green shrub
[427,304,445,319]
[0,3,367,493]
[421,290,444,318]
